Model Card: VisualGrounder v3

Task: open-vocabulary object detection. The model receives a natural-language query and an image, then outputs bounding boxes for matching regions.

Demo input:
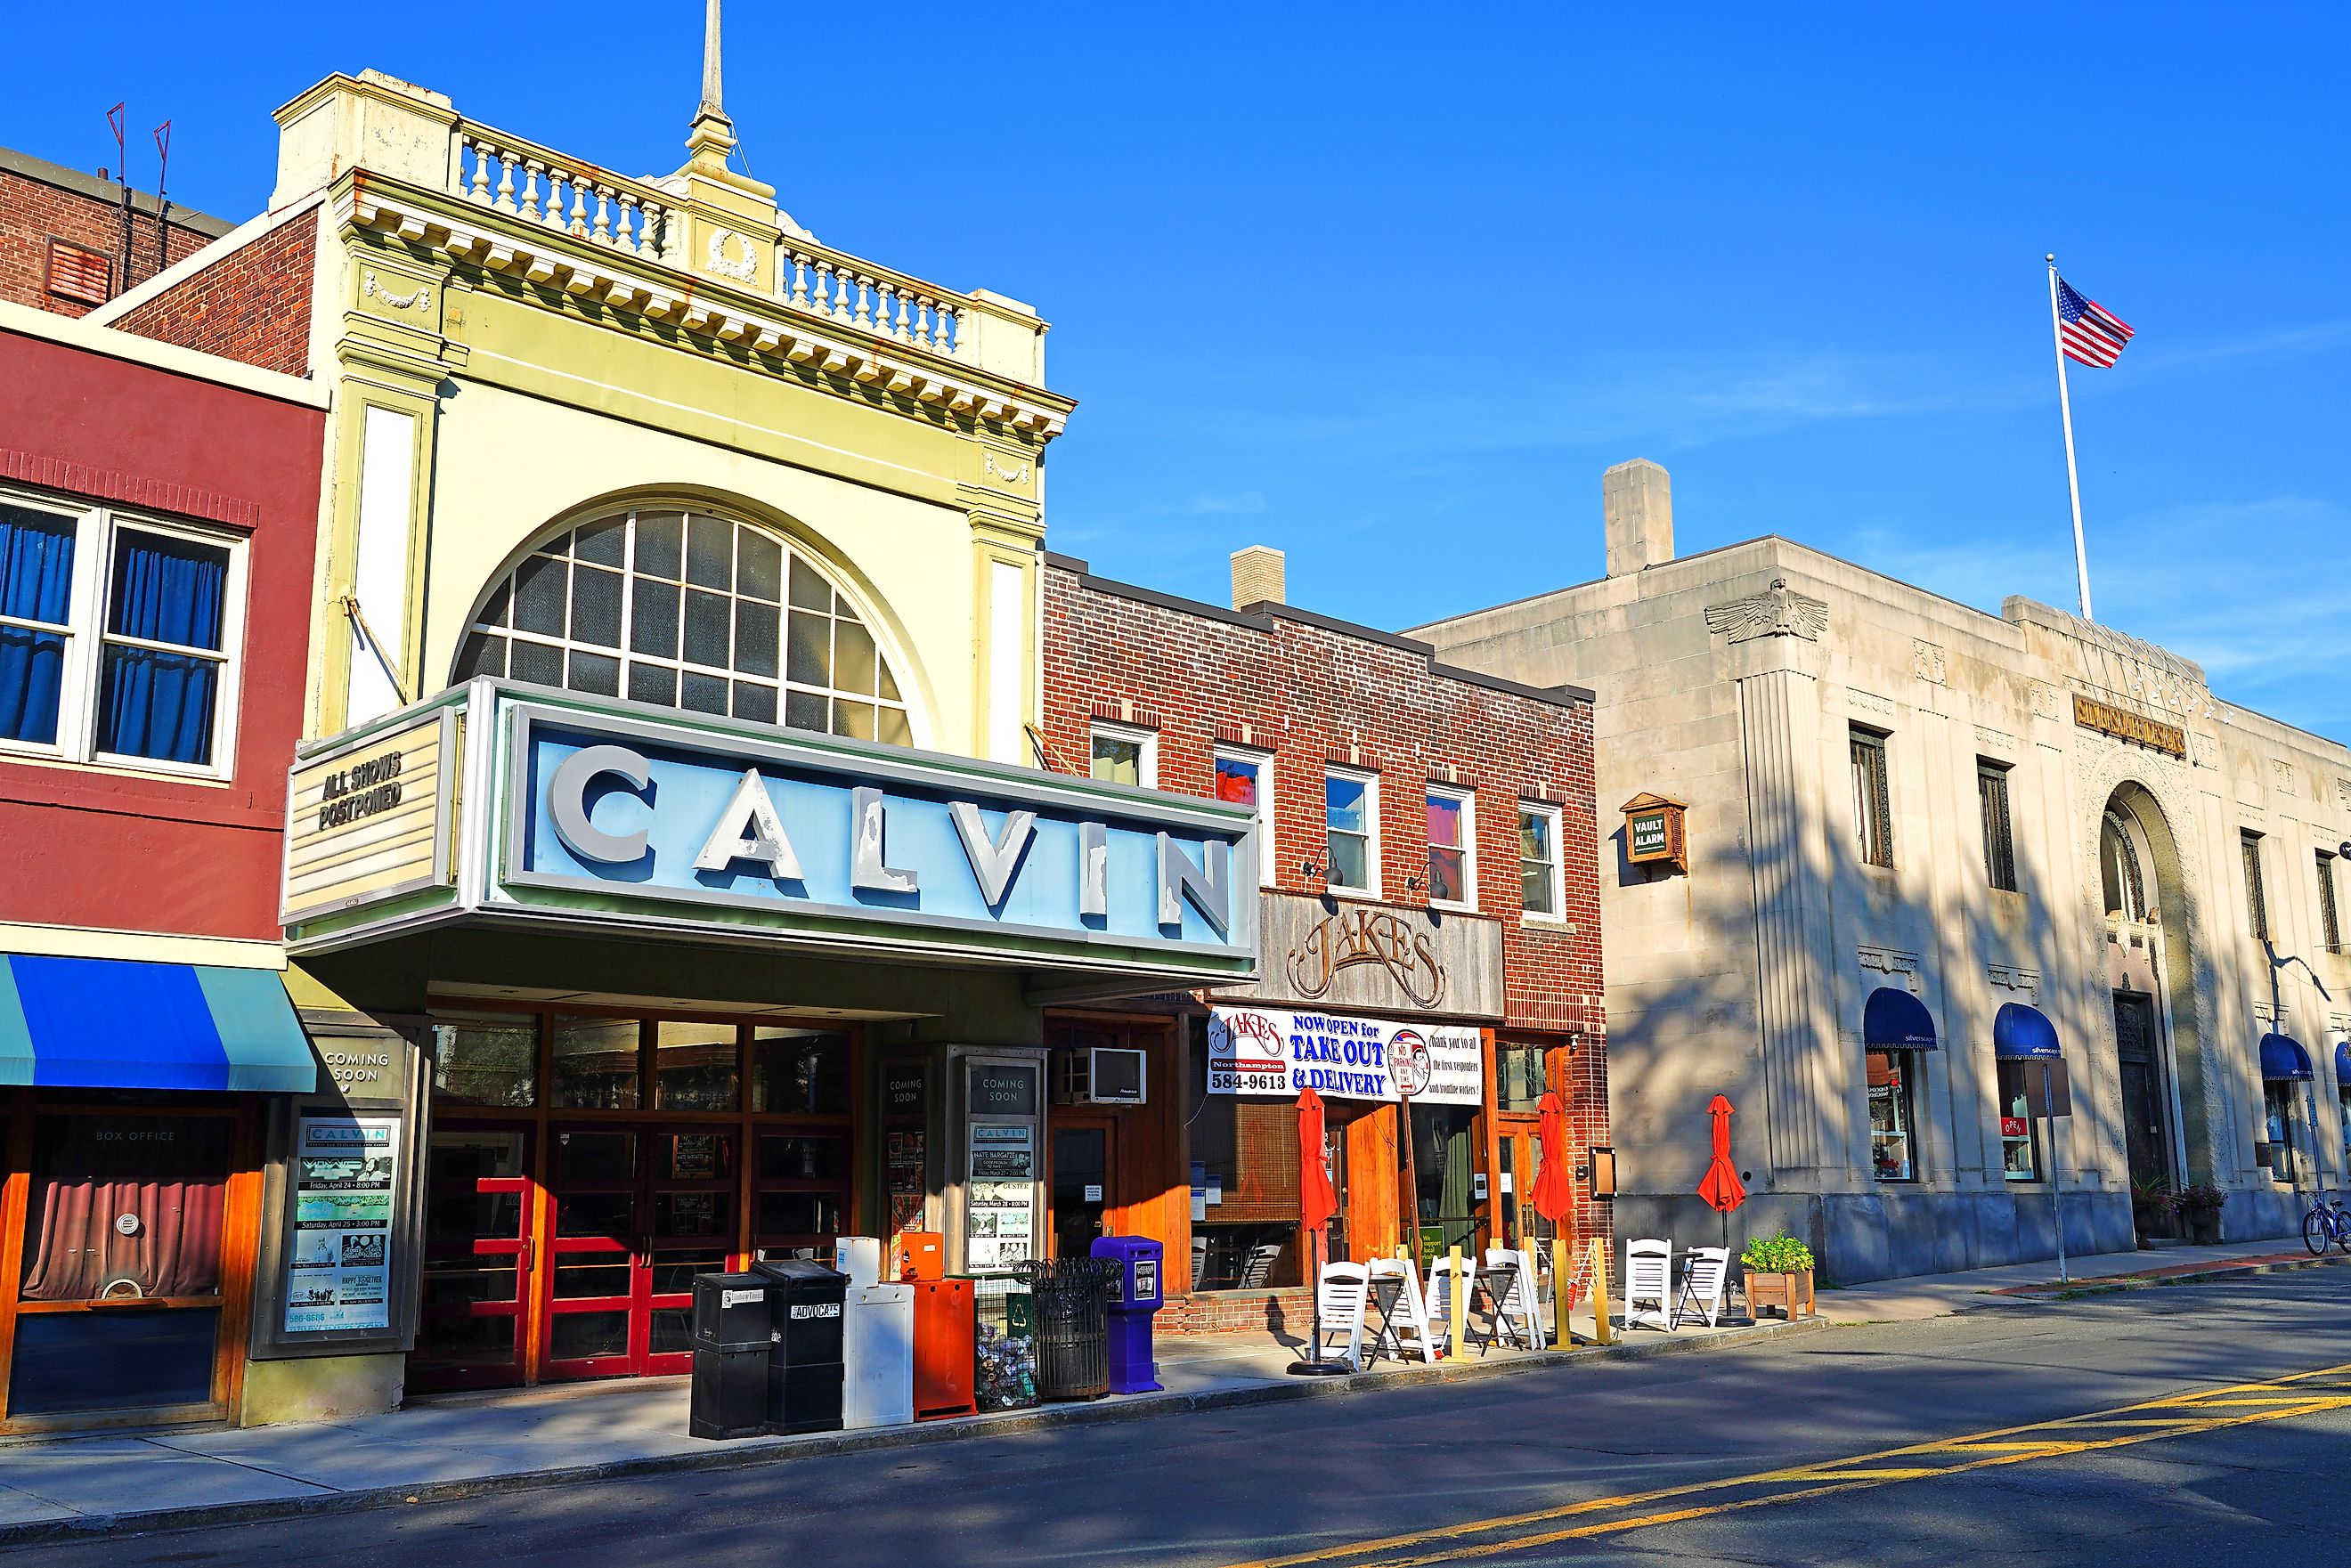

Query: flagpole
[2046,254,2095,622]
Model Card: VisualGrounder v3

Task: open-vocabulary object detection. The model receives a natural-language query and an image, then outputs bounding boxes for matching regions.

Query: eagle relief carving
[1704,578,1828,644]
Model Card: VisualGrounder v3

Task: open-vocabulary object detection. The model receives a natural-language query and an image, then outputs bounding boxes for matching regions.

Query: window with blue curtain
[0,503,79,746]
[95,529,229,766]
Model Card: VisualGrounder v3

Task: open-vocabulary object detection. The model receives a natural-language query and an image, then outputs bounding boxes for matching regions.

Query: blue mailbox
[1090,1235,1164,1393]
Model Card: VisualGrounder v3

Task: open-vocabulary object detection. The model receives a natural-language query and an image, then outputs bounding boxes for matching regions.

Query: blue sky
[12,5,2345,740]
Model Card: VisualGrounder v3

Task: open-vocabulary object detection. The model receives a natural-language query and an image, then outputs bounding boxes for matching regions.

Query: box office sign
[1207,1005,1483,1105]
[281,707,457,924]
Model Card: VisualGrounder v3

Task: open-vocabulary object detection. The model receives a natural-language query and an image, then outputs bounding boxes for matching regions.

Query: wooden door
[1341,1105,1398,1263]
[1049,1116,1117,1259]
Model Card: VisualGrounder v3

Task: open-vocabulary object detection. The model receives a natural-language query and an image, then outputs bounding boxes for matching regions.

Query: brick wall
[1039,557,1612,1256]
[114,215,316,377]
[0,166,221,317]
[1159,1287,1314,1337]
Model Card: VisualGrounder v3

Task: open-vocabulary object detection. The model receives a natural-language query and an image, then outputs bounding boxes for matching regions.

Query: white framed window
[1214,745,1275,886]
[1323,767,1379,896]
[0,491,248,778]
[1425,785,1475,908]
[457,508,916,746]
[1518,802,1565,921]
[1089,720,1156,788]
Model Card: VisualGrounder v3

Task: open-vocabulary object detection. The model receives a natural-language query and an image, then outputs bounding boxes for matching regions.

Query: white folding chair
[1423,1253,1476,1356]
[1192,1235,1208,1287]
[1483,1246,1544,1350]
[1367,1255,1438,1363]
[1623,1239,1673,1331]
[1241,1240,1284,1289]
[1672,1246,1729,1329]
[1314,1262,1371,1370]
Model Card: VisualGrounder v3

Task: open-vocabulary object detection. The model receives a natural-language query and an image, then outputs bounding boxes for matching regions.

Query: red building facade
[0,297,328,1433]
[1037,549,1608,1332]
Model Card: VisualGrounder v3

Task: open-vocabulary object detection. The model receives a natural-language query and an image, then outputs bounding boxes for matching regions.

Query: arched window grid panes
[454,508,914,748]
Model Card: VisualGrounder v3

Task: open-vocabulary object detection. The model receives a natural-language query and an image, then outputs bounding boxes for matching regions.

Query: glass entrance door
[542,1125,736,1380]
[414,1126,533,1389]
[1496,1125,1556,1253]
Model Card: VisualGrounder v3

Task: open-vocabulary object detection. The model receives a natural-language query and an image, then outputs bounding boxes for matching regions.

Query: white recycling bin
[834,1236,883,1288]
[842,1282,915,1429]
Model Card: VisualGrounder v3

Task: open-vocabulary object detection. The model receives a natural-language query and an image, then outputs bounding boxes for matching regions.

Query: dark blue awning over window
[2337,1042,2351,1085]
[2259,1033,2313,1083]
[1863,987,1938,1051]
[1993,1003,2062,1060]
[0,955,316,1093]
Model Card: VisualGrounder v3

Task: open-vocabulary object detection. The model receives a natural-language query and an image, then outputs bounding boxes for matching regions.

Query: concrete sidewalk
[0,1297,1786,1543]
[1815,1236,2351,1321]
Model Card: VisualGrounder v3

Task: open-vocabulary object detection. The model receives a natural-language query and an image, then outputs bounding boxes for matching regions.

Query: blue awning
[1863,987,1938,1051]
[1994,1003,2062,1060]
[2259,1033,2313,1083]
[0,955,316,1093]
[2337,1042,2351,1085]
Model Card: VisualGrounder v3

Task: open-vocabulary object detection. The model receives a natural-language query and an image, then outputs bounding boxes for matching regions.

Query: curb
[0,1316,1832,1548]
[2005,1249,2351,1299]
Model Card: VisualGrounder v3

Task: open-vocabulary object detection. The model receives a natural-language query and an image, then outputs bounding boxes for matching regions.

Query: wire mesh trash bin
[1017,1257,1118,1401]
[687,1271,774,1440]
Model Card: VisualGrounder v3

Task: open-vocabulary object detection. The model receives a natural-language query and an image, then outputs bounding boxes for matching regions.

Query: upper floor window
[2318,849,2343,954]
[2241,830,2269,942]
[1089,721,1155,787]
[1850,726,1893,868]
[1426,785,1475,907]
[1214,747,1274,886]
[1977,760,2018,892]
[0,497,245,775]
[1519,803,1564,919]
[456,508,913,746]
[1324,768,1379,896]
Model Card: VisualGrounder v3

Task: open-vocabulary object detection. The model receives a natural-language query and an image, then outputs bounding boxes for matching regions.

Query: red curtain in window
[19,1117,229,1301]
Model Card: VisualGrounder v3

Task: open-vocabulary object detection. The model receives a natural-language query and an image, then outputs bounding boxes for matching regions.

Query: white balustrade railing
[445,121,967,362]
[456,129,681,265]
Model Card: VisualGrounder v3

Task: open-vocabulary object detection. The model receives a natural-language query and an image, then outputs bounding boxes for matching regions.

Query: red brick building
[0,146,231,317]
[1037,548,1608,1334]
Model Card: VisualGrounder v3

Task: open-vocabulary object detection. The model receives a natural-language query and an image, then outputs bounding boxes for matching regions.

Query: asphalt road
[23,1271,2351,1568]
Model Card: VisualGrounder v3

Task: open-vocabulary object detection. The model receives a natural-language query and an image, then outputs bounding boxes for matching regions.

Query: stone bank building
[1415,460,2351,1282]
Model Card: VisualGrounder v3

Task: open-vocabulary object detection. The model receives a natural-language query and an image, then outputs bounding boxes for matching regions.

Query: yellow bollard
[1590,1238,1614,1345]
[1448,1243,1468,1353]
[1550,1233,1571,1349]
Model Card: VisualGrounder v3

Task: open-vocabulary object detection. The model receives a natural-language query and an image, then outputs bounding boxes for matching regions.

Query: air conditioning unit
[1055,1047,1148,1106]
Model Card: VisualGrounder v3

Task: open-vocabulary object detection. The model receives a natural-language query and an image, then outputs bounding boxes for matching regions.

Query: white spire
[699,0,727,121]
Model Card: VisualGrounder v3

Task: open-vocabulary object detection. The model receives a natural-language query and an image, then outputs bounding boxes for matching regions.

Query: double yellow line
[1223,1361,2351,1567]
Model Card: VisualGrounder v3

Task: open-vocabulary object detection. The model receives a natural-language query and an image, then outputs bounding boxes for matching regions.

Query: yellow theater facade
[103,64,1254,1420]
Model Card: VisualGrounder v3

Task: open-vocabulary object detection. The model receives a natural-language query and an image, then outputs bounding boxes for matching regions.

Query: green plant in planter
[1741,1233,1815,1273]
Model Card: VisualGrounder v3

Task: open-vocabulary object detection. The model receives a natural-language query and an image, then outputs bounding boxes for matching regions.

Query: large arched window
[454,507,914,746]
[2101,807,2150,922]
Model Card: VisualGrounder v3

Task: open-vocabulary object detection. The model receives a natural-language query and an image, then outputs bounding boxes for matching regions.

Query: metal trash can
[687,1271,773,1440]
[1090,1235,1165,1393]
[1017,1256,1118,1401]
[753,1258,848,1434]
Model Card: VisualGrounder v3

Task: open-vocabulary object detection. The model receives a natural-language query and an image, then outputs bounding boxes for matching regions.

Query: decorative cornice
[338,179,1072,444]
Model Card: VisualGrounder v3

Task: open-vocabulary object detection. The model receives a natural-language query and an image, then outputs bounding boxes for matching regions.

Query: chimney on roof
[1603,459,1674,577]
[1232,545,1285,609]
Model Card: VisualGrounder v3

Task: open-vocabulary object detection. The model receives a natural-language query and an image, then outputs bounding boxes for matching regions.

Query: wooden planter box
[1745,1266,1814,1320]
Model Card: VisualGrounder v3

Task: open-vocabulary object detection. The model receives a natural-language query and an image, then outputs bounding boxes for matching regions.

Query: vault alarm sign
[1622,793,1688,872]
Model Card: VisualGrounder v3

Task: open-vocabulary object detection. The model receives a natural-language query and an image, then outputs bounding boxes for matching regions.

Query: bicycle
[2301,1190,2351,1256]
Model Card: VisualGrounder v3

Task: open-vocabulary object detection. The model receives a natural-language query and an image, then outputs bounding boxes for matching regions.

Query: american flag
[2056,277,2135,367]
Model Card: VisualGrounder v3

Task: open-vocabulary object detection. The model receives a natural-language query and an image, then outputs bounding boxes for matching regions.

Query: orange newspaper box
[893,1231,945,1281]
[912,1278,976,1420]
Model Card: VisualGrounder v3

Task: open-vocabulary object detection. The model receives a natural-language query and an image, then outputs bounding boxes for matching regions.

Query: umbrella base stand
[1286,1360,1350,1377]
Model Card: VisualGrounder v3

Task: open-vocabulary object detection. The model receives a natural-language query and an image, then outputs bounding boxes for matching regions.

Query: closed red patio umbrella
[1289,1087,1346,1375]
